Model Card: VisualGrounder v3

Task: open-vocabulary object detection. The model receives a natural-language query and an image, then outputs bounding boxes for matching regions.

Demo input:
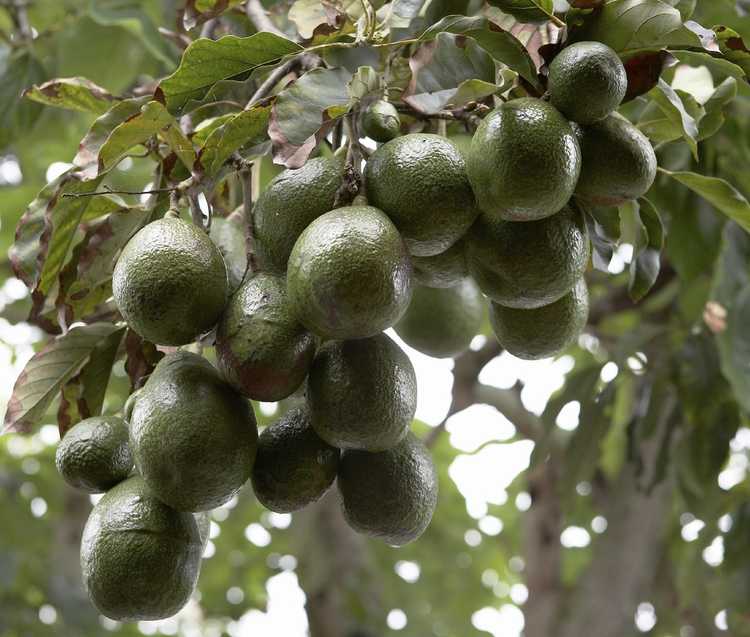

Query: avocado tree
[2,1,750,637]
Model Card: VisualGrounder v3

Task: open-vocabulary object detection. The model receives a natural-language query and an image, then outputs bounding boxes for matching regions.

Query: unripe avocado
[55,416,132,493]
[362,100,401,142]
[253,157,343,273]
[286,205,412,340]
[466,203,590,309]
[489,278,589,360]
[129,351,258,512]
[468,98,581,221]
[548,42,627,125]
[251,407,339,513]
[364,134,478,256]
[216,273,317,402]
[113,216,228,346]
[338,432,438,546]
[575,114,658,205]
[395,280,483,358]
[307,333,417,452]
[210,214,247,294]
[411,238,468,288]
[80,476,202,621]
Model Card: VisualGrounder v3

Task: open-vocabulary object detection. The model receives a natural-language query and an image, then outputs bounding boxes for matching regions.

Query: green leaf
[197,105,271,176]
[269,67,353,167]
[671,50,746,81]
[486,0,555,24]
[628,197,665,301]
[23,77,116,114]
[389,0,426,30]
[420,15,541,90]
[568,0,701,54]
[716,284,750,414]
[660,169,750,234]
[711,222,750,309]
[714,25,750,76]
[3,323,126,434]
[157,33,302,113]
[699,77,738,140]
[183,0,244,30]
[648,78,700,159]
[0,46,46,149]
[347,66,383,102]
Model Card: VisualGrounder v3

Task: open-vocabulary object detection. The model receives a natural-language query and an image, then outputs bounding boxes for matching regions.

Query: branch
[241,165,259,274]
[245,0,284,36]
[474,382,544,442]
[245,53,320,110]
[333,115,364,208]
[62,186,178,199]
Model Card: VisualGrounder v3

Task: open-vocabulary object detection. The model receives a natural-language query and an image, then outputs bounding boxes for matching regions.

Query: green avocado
[253,157,343,273]
[286,205,413,340]
[338,432,438,546]
[251,407,339,513]
[129,351,258,512]
[113,216,228,346]
[575,114,658,205]
[362,100,401,142]
[55,416,132,494]
[364,134,478,256]
[467,98,581,221]
[466,203,590,309]
[210,214,247,295]
[307,333,417,452]
[395,280,484,358]
[489,278,589,360]
[80,476,202,622]
[216,273,317,402]
[548,41,627,125]
[411,238,468,289]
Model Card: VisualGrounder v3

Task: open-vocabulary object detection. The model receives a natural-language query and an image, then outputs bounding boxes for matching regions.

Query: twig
[240,165,259,274]
[8,0,32,41]
[200,18,218,39]
[62,186,178,199]
[245,0,284,36]
[158,27,192,50]
[333,115,364,207]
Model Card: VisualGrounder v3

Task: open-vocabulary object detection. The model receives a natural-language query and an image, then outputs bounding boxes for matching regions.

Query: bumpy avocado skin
[210,215,247,295]
[216,273,317,402]
[307,333,417,452]
[549,41,627,125]
[468,98,581,222]
[575,114,658,205]
[338,433,438,546]
[411,238,469,288]
[489,278,589,360]
[466,203,590,309]
[364,134,479,257]
[362,100,401,142]
[253,157,343,273]
[80,476,203,622]
[129,351,258,512]
[55,416,133,493]
[112,217,228,346]
[286,205,413,340]
[395,280,484,358]
[251,407,340,513]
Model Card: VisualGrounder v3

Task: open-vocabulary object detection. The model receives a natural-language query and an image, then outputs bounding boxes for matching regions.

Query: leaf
[711,222,750,310]
[420,15,542,90]
[0,46,46,149]
[628,198,665,301]
[269,67,353,168]
[156,33,302,113]
[672,50,746,80]
[389,0,426,30]
[289,0,358,39]
[196,105,271,176]
[183,0,244,30]
[648,78,700,159]
[23,77,116,114]
[660,169,750,234]
[404,33,498,114]
[622,50,674,102]
[347,66,383,102]
[124,329,163,391]
[580,202,619,271]
[714,25,750,76]
[568,0,701,54]
[3,323,126,434]
[716,285,750,414]
[486,0,555,25]
[698,77,738,140]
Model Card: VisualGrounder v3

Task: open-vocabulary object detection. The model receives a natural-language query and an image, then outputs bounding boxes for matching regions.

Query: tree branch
[240,165,259,274]
[474,382,544,442]
[245,0,284,36]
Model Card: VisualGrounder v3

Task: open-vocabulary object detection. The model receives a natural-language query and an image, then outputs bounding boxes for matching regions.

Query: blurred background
[3,1,750,636]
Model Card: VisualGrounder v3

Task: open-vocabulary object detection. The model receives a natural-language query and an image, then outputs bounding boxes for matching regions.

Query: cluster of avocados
[54,39,657,622]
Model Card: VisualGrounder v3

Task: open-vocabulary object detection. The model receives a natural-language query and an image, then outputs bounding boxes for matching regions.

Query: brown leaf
[124,329,164,391]
[623,50,676,103]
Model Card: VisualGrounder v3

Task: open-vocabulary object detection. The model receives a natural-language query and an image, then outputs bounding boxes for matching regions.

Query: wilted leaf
[3,323,126,434]
[289,0,360,39]
[0,46,46,149]
[648,78,699,159]
[157,33,302,113]
[486,0,555,24]
[197,105,271,175]
[23,77,116,114]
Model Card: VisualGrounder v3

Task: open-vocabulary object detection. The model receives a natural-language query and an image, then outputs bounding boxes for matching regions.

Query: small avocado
[362,100,401,142]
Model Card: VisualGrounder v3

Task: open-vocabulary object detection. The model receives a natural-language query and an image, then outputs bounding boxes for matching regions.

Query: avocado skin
[251,407,339,513]
[395,280,484,358]
[489,278,589,360]
[80,476,202,622]
[468,98,581,222]
[113,216,228,346]
[287,205,413,340]
[365,134,478,257]
[55,416,133,494]
[130,351,258,512]
[466,203,590,309]
[338,433,438,546]
[253,157,343,273]
[575,114,658,205]
[362,100,401,142]
[411,238,468,289]
[216,273,317,402]
[307,333,417,452]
